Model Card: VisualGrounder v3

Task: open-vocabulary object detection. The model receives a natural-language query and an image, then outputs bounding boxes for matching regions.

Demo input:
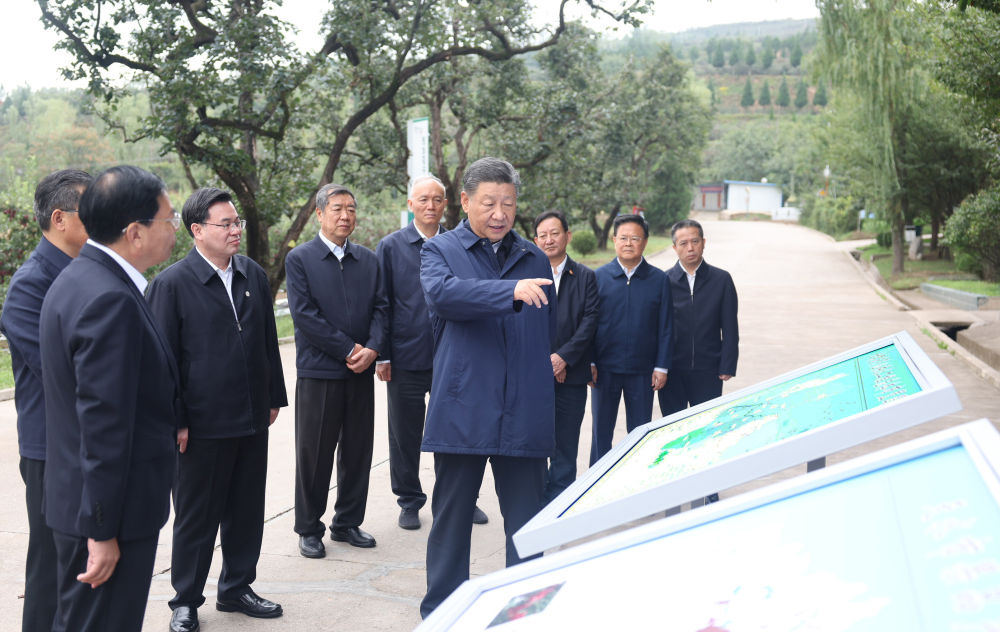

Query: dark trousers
[19,457,56,632]
[543,383,588,502]
[51,530,158,632]
[421,453,546,618]
[386,368,432,510]
[658,369,723,418]
[169,430,268,609]
[294,375,374,537]
[590,371,654,465]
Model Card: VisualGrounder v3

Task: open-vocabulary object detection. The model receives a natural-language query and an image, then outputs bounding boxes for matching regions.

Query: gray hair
[316,183,355,211]
[462,157,520,197]
[409,174,446,197]
[671,219,704,242]
[34,169,92,231]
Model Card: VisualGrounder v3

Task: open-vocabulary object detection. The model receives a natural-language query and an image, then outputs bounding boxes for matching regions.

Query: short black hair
[613,214,649,239]
[34,169,92,231]
[671,219,704,242]
[182,187,234,236]
[79,165,166,245]
[462,157,520,197]
[316,183,355,211]
[534,210,569,234]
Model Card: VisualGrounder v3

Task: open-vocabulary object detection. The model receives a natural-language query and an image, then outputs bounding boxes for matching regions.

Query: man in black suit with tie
[1,168,91,632]
[39,165,180,632]
[146,188,288,632]
[533,211,600,502]
[286,183,387,558]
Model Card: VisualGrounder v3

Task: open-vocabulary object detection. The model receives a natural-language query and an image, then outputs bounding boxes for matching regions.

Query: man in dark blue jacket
[147,188,288,632]
[419,158,556,617]
[40,165,180,632]
[1,168,91,632]
[285,184,387,559]
[375,175,488,531]
[533,210,600,502]
[590,214,673,465]
[658,219,738,416]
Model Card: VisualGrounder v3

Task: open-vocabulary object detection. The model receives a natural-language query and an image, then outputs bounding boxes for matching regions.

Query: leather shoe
[169,606,199,632]
[216,589,283,618]
[472,505,489,525]
[330,526,376,548]
[399,508,421,530]
[298,534,325,558]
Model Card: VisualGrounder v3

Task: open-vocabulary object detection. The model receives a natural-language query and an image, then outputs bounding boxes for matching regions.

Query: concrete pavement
[0,217,998,631]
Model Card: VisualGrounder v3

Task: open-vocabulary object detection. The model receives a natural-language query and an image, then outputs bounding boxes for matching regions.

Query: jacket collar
[455,219,521,251]
[36,235,73,271]
[609,257,649,279]
[455,219,531,272]
[670,259,712,282]
[311,234,356,261]
[406,221,444,244]
[185,247,247,285]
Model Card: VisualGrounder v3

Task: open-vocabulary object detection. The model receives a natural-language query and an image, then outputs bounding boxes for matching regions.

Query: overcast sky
[1,0,819,91]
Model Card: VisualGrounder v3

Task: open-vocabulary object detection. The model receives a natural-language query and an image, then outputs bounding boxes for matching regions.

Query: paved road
[0,217,997,631]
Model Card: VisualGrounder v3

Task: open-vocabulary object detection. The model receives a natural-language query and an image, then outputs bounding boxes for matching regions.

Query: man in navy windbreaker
[590,214,673,465]
[418,157,557,617]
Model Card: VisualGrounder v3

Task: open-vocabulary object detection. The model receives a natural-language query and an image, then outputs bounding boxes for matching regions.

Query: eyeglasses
[148,212,182,230]
[201,219,246,232]
[615,235,644,244]
[121,211,181,234]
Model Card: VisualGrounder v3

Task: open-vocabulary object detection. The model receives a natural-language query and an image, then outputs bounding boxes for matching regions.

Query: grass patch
[0,350,12,389]
[570,234,673,269]
[275,313,294,339]
[857,244,965,290]
[927,279,1000,296]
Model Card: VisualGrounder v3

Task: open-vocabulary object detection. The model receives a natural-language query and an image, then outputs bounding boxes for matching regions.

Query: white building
[723,180,783,215]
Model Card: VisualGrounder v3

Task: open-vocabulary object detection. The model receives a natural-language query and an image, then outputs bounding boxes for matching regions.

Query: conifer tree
[795,80,809,108]
[759,81,772,106]
[741,77,755,107]
[777,76,791,107]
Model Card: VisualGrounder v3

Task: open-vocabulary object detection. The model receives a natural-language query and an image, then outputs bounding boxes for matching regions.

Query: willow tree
[817,0,925,274]
[36,0,651,297]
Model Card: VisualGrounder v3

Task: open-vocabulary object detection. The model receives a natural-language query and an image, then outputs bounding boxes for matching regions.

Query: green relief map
[564,344,921,516]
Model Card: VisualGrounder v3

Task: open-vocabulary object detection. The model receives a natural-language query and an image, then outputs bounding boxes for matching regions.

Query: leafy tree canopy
[37,0,651,296]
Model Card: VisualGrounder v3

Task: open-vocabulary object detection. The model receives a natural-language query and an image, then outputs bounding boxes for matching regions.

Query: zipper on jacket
[689,285,696,369]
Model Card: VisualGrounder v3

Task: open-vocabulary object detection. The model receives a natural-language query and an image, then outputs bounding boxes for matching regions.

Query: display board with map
[565,343,921,515]
[514,332,961,556]
[420,420,1000,631]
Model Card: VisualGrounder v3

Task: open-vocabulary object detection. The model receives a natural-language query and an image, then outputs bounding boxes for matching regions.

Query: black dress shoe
[330,526,376,548]
[298,534,325,558]
[399,508,421,530]
[472,505,489,525]
[216,589,283,618]
[169,606,200,632]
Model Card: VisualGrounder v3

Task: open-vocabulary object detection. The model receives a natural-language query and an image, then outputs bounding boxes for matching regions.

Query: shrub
[805,194,859,237]
[945,182,1000,281]
[572,230,597,256]
[876,231,893,249]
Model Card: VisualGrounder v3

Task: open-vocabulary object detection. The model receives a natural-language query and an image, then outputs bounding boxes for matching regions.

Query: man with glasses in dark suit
[589,214,673,465]
[147,187,287,632]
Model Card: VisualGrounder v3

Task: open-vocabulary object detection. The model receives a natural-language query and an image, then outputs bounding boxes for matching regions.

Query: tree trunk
[930,211,941,252]
[891,215,905,276]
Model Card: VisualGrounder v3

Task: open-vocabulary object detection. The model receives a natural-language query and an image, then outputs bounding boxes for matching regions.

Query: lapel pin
[245,290,250,297]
